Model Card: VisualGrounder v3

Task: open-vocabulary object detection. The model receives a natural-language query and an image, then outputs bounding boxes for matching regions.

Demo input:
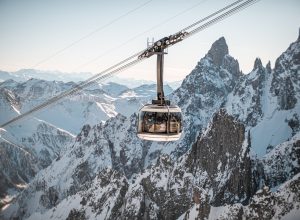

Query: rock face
[0,80,75,206]
[130,109,253,219]
[271,38,299,110]
[0,88,20,125]
[186,109,254,206]
[207,37,229,67]
[225,57,268,127]
[1,33,300,219]
[262,134,300,188]
[0,121,74,208]
[0,141,37,208]
[177,174,300,220]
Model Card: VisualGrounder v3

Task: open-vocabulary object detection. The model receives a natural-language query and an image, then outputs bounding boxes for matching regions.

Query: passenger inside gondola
[143,112,154,132]
[141,111,181,135]
[143,112,168,133]
[155,113,167,133]
[169,113,181,133]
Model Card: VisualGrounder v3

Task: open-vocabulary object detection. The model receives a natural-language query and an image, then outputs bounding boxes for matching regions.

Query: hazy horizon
[1,0,299,81]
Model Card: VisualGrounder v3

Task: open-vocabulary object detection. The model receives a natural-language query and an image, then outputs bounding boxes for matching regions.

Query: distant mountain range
[0,76,173,208]
[0,69,93,83]
[0,69,181,90]
[0,79,174,134]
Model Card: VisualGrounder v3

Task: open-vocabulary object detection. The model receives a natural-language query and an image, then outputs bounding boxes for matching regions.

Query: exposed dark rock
[66,209,86,220]
[245,182,297,220]
[74,161,92,184]
[271,34,299,110]
[207,37,229,67]
[84,169,129,219]
[0,141,37,204]
[0,88,20,112]
[103,114,147,178]
[288,114,300,135]
[193,188,211,220]
[140,155,192,220]
[82,125,91,138]
[186,109,255,205]
[266,61,272,73]
[280,76,297,110]
[108,179,129,220]
[253,57,263,71]
[39,186,59,209]
[222,54,241,81]
[263,139,300,188]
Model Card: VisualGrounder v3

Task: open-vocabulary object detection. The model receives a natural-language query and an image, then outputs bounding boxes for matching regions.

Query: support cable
[74,0,208,71]
[30,0,153,69]
[187,0,259,38]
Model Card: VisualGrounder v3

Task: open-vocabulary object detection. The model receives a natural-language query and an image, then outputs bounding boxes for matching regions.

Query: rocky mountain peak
[266,61,272,73]
[207,37,229,66]
[253,57,263,70]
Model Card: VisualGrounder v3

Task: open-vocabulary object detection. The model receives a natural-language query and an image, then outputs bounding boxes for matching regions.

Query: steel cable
[187,0,259,37]
[180,0,246,32]
[30,0,153,69]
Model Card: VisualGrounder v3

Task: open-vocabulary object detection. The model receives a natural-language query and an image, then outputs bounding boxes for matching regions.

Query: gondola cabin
[137,37,183,141]
[137,104,182,141]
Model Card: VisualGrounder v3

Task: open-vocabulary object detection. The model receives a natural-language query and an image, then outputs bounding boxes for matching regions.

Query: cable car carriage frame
[137,36,184,141]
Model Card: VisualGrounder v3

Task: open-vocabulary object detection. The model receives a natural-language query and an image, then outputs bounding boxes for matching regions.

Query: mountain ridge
[1,32,300,219]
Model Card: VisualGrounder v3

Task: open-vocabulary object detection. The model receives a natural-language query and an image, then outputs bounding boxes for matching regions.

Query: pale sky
[0,0,299,82]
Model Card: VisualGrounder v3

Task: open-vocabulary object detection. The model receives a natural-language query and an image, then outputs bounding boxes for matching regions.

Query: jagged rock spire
[207,37,229,67]
[266,61,272,73]
[253,58,263,70]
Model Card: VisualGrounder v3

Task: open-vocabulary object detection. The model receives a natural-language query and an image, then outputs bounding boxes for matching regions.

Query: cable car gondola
[137,38,182,141]
[137,104,182,141]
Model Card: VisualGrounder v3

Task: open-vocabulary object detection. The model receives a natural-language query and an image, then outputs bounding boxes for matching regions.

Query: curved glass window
[139,111,182,134]
[169,112,182,133]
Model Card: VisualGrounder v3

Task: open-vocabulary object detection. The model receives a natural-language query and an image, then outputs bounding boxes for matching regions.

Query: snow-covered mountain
[0,76,175,208]
[1,31,300,219]
[114,84,173,118]
[0,78,162,134]
[0,79,108,134]
[0,104,74,209]
[167,80,183,90]
[0,69,179,92]
[0,69,161,88]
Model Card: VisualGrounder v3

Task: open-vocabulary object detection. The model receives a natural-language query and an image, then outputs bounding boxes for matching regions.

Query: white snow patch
[251,109,294,157]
